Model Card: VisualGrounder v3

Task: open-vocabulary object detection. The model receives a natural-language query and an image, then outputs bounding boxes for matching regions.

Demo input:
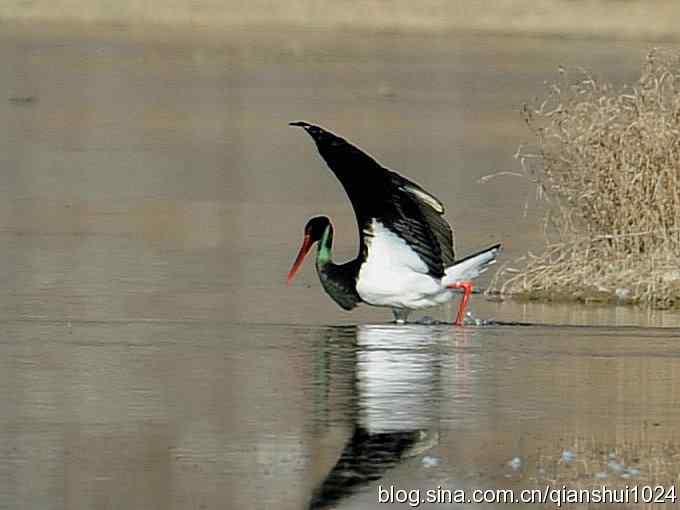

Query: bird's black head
[304,215,331,242]
[287,216,332,283]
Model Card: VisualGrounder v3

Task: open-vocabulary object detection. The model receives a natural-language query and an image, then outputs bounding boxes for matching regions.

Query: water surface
[1,24,679,509]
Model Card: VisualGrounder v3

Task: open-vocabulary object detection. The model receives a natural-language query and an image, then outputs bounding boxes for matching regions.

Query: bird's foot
[447,281,473,326]
[392,308,411,324]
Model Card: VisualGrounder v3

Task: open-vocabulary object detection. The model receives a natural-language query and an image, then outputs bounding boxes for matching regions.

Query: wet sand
[1,23,679,509]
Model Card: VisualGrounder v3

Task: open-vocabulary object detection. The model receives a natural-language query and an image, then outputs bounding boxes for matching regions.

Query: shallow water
[1,23,680,509]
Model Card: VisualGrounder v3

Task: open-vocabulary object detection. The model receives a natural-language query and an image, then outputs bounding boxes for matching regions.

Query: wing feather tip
[402,184,445,213]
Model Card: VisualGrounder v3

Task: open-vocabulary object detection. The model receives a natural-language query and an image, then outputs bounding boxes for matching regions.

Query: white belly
[356,221,453,309]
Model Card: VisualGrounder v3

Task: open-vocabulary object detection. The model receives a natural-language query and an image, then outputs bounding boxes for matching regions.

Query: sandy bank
[1,1,679,41]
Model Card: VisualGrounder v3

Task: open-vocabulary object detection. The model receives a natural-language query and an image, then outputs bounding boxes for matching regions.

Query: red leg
[447,281,473,326]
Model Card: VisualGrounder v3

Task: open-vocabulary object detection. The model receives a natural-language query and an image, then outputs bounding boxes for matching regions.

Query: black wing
[290,121,455,278]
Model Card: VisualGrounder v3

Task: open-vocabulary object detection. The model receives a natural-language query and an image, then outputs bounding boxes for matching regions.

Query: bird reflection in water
[309,324,451,509]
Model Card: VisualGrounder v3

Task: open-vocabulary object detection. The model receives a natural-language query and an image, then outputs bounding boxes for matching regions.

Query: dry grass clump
[493,49,680,308]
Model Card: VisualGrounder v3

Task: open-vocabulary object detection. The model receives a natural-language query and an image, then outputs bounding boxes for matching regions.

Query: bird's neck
[315,225,362,310]
[315,224,334,269]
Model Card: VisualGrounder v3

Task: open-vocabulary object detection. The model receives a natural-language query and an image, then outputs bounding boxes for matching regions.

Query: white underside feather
[356,220,500,309]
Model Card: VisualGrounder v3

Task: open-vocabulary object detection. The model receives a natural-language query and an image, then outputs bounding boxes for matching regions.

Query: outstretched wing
[291,121,455,278]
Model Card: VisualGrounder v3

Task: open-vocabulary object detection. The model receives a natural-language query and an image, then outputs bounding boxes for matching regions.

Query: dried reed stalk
[491,50,680,308]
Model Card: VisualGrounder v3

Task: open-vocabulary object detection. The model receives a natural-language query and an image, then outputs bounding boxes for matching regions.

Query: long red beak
[287,234,313,284]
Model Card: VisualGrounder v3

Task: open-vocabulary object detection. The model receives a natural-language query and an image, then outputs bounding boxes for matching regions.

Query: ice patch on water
[561,449,576,462]
[626,467,641,477]
[462,311,494,326]
[422,455,440,468]
[508,457,522,470]
[411,311,495,326]
[607,459,625,473]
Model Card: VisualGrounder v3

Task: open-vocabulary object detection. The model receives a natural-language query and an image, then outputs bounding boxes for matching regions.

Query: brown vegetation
[492,50,680,308]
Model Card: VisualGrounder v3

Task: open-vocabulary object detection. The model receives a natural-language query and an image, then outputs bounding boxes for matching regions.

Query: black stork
[287,122,501,326]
